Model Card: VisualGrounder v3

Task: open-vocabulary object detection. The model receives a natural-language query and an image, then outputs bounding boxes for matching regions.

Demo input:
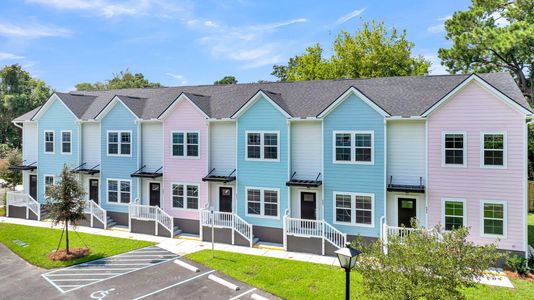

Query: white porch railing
[6,191,41,220]
[129,204,174,238]
[283,212,347,255]
[382,223,419,245]
[83,200,107,229]
[200,210,254,247]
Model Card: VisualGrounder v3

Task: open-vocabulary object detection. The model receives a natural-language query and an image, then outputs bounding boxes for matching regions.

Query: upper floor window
[246,187,279,218]
[172,132,199,158]
[443,199,465,231]
[44,131,54,153]
[61,131,71,154]
[443,132,466,167]
[108,131,131,156]
[107,179,131,204]
[481,201,506,237]
[246,132,279,161]
[171,183,199,209]
[482,133,505,167]
[334,192,374,226]
[44,175,54,198]
[333,131,374,164]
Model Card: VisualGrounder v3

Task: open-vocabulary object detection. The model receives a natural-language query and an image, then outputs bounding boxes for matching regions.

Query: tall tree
[0,148,22,190]
[44,165,86,254]
[214,76,238,85]
[0,65,51,147]
[438,0,534,103]
[75,69,162,90]
[272,21,430,81]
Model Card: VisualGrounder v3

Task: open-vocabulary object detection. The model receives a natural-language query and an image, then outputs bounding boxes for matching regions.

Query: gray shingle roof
[13,72,531,122]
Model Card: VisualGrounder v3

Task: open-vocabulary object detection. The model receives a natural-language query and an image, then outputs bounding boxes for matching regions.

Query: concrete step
[107,221,117,227]
[173,226,182,237]
[252,236,260,246]
[254,241,284,251]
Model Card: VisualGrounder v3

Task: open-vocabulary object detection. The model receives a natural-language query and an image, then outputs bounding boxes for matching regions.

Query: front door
[219,187,232,213]
[300,192,316,220]
[398,198,417,228]
[149,183,161,207]
[89,179,99,204]
[29,175,37,200]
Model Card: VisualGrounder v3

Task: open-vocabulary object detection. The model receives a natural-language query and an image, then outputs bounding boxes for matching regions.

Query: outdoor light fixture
[335,242,361,300]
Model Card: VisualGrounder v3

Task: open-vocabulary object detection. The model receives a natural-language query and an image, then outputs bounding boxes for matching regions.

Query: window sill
[245,213,280,220]
[332,160,374,165]
[333,221,375,228]
[245,158,280,163]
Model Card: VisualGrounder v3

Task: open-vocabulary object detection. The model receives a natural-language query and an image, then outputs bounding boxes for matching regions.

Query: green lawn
[0,223,155,269]
[529,213,534,247]
[0,206,5,216]
[187,250,534,300]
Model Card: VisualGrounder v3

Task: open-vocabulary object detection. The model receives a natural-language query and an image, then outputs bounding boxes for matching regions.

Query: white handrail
[129,204,174,237]
[383,224,418,244]
[200,209,254,246]
[284,216,346,250]
[323,220,346,249]
[84,200,107,229]
[6,191,40,221]
[233,214,253,246]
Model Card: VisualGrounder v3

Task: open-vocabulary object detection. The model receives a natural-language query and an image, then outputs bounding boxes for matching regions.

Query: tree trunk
[65,221,69,254]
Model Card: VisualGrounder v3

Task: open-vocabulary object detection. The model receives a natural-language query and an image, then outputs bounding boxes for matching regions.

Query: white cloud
[424,54,448,75]
[489,11,509,27]
[335,8,366,25]
[0,21,71,38]
[0,52,24,60]
[166,73,187,85]
[427,15,452,33]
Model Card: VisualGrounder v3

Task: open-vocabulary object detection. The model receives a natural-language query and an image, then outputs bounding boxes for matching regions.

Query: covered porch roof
[387,176,425,193]
[286,172,322,188]
[72,163,100,175]
[130,165,163,178]
[202,168,236,183]
[8,160,37,171]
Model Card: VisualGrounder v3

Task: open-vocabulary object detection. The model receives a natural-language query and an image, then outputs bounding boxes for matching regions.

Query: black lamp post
[335,242,361,300]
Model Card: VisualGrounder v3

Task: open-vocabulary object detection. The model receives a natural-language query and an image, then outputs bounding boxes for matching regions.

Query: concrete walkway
[0,216,513,288]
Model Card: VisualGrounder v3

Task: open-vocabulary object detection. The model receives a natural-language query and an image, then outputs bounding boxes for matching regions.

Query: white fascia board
[95,96,140,121]
[158,93,210,120]
[31,93,79,121]
[317,86,390,118]
[231,90,292,119]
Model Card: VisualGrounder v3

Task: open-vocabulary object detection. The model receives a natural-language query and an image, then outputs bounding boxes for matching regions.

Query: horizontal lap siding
[209,121,236,175]
[141,122,163,171]
[291,121,322,179]
[23,123,37,163]
[82,123,100,166]
[323,94,385,237]
[427,82,525,251]
[162,100,208,220]
[37,98,80,203]
[386,120,426,185]
[100,103,139,213]
[236,97,289,228]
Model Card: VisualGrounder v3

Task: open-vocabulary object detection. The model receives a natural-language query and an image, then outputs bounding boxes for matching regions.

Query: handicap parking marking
[41,246,178,294]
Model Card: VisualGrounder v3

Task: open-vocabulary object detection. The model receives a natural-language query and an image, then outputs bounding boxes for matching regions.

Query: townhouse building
[8,73,531,256]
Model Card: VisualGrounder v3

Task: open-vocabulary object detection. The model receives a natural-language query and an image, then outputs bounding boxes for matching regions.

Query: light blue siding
[323,94,385,237]
[99,101,139,213]
[37,96,80,203]
[236,97,289,228]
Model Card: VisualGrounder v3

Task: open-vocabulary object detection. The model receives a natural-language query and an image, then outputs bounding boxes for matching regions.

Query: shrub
[507,255,530,276]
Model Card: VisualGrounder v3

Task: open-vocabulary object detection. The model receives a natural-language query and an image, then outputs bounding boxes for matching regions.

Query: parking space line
[46,273,122,276]
[133,270,216,300]
[229,288,257,300]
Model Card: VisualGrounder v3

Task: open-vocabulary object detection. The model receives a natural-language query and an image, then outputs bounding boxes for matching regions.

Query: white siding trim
[479,200,508,239]
[441,131,467,168]
[441,198,467,230]
[479,131,507,169]
[332,191,375,228]
[244,186,281,219]
[332,130,374,165]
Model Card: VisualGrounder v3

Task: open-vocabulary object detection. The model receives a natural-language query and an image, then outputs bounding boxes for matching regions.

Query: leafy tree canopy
[75,69,162,90]
[214,76,238,85]
[0,148,22,189]
[272,20,430,81]
[438,0,534,102]
[0,64,51,147]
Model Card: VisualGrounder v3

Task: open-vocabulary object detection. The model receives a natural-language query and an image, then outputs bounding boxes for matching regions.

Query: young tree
[75,69,162,90]
[44,165,86,254]
[353,225,502,300]
[214,76,238,85]
[272,21,430,81]
[438,0,534,103]
[0,148,22,190]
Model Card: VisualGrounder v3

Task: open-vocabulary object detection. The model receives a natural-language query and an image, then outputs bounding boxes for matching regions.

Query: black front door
[398,198,417,228]
[300,192,316,220]
[29,175,37,200]
[219,187,232,213]
[149,183,161,207]
[89,179,99,204]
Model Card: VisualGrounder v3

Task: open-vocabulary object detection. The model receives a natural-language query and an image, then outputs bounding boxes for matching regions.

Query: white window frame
[107,130,132,157]
[441,131,467,168]
[245,187,280,219]
[441,198,467,231]
[106,179,132,205]
[43,175,54,198]
[480,200,507,238]
[170,131,200,159]
[480,131,507,169]
[170,183,200,210]
[60,130,72,155]
[44,130,55,154]
[332,192,375,227]
[332,130,374,165]
[245,131,280,162]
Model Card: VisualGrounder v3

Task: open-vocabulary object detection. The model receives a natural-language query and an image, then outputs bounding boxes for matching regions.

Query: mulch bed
[48,248,90,261]
[504,270,534,282]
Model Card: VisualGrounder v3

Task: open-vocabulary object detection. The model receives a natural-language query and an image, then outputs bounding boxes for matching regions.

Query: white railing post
[25,195,29,219]
[104,210,108,229]
[128,204,132,232]
[321,221,325,255]
[155,208,159,236]
[90,202,94,227]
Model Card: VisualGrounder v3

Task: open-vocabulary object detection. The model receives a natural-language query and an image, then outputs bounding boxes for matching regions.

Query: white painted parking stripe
[133,270,216,300]
[251,293,270,300]
[46,273,122,276]
[173,259,199,272]
[51,279,101,281]
[208,274,240,291]
[229,288,257,300]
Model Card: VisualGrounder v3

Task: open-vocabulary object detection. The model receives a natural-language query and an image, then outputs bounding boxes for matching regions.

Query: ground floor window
[246,187,279,218]
[107,179,131,204]
[334,192,374,226]
[482,201,506,237]
[44,175,54,197]
[171,183,199,210]
[443,199,465,230]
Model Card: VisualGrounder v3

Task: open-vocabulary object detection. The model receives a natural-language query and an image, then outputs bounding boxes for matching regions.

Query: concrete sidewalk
[0,216,514,288]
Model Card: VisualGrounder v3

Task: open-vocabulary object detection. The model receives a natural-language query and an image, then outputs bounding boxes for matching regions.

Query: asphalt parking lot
[0,244,278,300]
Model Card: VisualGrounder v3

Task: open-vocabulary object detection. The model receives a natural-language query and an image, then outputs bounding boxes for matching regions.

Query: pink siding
[162,100,208,220]
[427,82,526,251]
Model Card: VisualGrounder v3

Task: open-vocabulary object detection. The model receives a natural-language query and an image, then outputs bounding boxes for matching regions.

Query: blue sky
[0,0,471,91]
